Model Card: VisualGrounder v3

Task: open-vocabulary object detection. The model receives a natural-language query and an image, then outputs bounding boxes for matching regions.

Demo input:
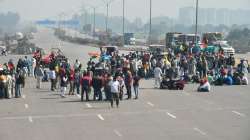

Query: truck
[178,34,201,45]
[165,32,182,47]
[202,32,235,55]
[124,33,135,45]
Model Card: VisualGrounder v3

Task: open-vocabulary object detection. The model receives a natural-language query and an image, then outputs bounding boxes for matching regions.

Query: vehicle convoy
[165,32,235,55]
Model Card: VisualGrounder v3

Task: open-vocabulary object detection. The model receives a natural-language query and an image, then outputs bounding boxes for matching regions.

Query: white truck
[214,41,235,55]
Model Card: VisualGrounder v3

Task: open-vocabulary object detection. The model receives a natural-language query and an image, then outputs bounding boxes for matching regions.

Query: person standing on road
[15,69,22,98]
[34,65,44,89]
[73,69,81,95]
[60,73,68,98]
[226,54,235,76]
[92,73,103,101]
[74,59,81,71]
[104,73,112,101]
[154,65,162,88]
[31,57,36,77]
[124,69,132,99]
[117,76,125,100]
[68,68,75,95]
[49,69,56,91]
[80,72,92,101]
[109,77,120,108]
[133,74,140,99]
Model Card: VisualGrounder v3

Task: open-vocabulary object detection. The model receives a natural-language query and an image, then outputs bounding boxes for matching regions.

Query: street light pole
[195,0,199,45]
[93,7,96,37]
[105,3,109,33]
[149,0,152,46]
[122,0,125,47]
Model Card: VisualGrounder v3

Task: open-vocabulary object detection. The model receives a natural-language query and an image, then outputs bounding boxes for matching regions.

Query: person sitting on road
[224,74,233,86]
[198,78,211,92]
[232,72,242,85]
[241,74,249,85]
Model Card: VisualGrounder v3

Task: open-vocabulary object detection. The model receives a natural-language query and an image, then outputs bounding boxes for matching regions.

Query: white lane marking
[147,102,154,107]
[28,116,33,123]
[86,103,92,108]
[114,130,122,137]
[204,100,214,105]
[166,112,177,119]
[76,94,81,98]
[183,91,191,96]
[232,111,246,117]
[193,127,207,136]
[97,114,105,121]
[22,95,26,99]
[24,104,29,109]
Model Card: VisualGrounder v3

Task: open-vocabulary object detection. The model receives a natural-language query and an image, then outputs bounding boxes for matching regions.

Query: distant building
[179,7,195,25]
[178,7,250,26]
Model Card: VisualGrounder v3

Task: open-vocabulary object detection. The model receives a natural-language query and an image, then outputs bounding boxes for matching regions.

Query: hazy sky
[0,0,250,21]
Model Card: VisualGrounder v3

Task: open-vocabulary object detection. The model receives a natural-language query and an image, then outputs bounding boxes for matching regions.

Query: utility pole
[122,0,125,47]
[149,0,152,46]
[93,7,96,37]
[195,0,199,46]
[105,3,109,33]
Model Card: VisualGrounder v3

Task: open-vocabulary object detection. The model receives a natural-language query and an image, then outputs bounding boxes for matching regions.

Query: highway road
[0,27,249,140]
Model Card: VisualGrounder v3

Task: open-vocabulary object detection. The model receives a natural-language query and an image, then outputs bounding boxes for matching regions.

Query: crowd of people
[0,46,249,108]
[0,56,36,99]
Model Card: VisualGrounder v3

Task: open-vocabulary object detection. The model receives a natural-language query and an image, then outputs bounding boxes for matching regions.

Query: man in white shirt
[109,77,120,108]
[132,59,138,75]
[74,59,81,70]
[49,70,56,91]
[154,65,163,88]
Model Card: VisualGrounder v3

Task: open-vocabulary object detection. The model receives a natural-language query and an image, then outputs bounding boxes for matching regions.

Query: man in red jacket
[81,71,92,101]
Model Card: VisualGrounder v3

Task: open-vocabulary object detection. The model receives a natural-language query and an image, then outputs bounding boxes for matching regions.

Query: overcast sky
[0,0,249,21]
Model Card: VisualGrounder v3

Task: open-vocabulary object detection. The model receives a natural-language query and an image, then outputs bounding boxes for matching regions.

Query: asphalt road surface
[0,27,249,140]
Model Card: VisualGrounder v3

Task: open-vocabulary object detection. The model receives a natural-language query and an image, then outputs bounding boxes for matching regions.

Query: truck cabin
[202,32,223,45]
[165,32,182,47]
[149,44,166,52]
[101,46,118,56]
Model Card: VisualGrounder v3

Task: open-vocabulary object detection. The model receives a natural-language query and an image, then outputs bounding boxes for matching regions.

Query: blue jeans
[74,83,80,94]
[15,84,21,97]
[81,87,89,101]
[133,85,139,98]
